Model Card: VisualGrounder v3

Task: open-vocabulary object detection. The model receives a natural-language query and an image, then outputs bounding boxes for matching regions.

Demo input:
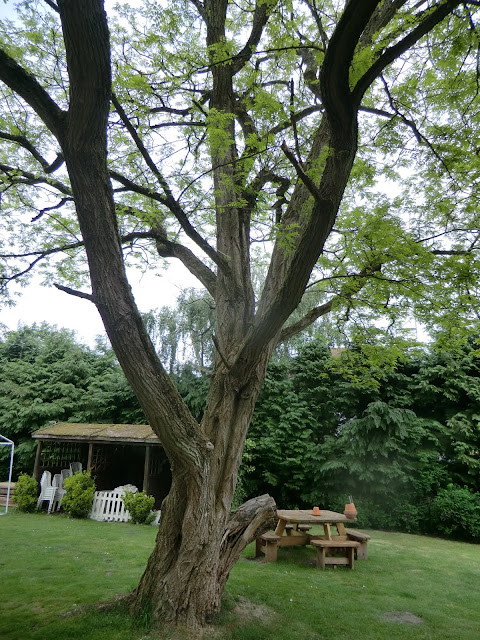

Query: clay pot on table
[344,502,357,520]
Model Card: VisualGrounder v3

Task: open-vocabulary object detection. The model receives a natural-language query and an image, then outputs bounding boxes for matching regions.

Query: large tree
[1,0,480,628]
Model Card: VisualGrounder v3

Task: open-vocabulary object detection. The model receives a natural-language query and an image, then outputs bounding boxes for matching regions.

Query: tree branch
[320,0,381,126]
[277,300,333,343]
[268,105,323,137]
[154,238,217,297]
[352,0,462,106]
[54,283,95,302]
[281,141,323,201]
[232,0,274,75]
[111,93,228,273]
[0,48,66,141]
[277,263,382,343]
[0,131,51,170]
[0,163,71,195]
[359,0,409,49]
[42,0,59,13]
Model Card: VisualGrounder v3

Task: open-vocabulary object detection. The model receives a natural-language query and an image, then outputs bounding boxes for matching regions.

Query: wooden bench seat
[255,532,281,562]
[345,529,371,560]
[285,523,312,533]
[310,539,360,569]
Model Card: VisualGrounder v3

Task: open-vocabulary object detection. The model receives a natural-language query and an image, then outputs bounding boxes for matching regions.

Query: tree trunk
[129,492,276,626]
[128,362,277,627]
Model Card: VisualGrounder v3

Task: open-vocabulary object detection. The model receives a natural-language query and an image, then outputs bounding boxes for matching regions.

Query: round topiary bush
[14,473,38,512]
[61,471,96,518]
[123,490,156,524]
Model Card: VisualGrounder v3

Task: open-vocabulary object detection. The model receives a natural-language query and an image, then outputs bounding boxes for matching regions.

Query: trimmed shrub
[123,490,155,524]
[430,484,480,540]
[14,473,38,512]
[62,471,96,518]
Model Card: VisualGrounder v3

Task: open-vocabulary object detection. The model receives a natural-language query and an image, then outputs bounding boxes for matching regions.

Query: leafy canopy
[0,0,480,343]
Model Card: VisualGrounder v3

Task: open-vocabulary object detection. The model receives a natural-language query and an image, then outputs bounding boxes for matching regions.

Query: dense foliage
[123,490,156,525]
[0,324,144,479]
[174,336,480,541]
[61,471,96,519]
[243,338,480,540]
[3,323,479,540]
[13,472,38,512]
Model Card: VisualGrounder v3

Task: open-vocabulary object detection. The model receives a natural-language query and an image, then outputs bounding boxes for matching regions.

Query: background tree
[0,324,144,478]
[144,288,216,374]
[1,0,480,628]
[244,334,480,539]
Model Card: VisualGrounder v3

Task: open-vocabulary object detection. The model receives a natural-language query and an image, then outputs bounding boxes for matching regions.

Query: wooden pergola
[32,422,169,500]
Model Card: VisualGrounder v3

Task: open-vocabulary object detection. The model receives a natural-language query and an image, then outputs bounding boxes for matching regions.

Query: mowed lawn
[1,509,479,640]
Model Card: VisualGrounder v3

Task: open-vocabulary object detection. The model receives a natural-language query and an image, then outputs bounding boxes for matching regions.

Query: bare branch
[281,141,323,201]
[268,105,323,136]
[302,0,329,49]
[54,283,95,302]
[154,238,217,297]
[0,162,71,194]
[0,130,51,170]
[278,299,333,342]
[31,196,73,222]
[189,0,206,21]
[42,0,60,12]
[232,0,274,75]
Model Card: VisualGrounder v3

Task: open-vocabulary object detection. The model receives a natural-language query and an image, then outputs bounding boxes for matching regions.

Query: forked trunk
[129,485,276,627]
[128,369,277,628]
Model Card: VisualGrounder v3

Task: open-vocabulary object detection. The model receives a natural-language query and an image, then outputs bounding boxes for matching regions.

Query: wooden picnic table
[275,508,351,541]
[256,508,357,563]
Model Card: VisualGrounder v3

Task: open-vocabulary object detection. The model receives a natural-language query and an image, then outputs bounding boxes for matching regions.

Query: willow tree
[1,0,480,628]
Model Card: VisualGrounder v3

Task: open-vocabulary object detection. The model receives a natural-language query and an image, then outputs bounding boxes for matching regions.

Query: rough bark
[129,493,276,625]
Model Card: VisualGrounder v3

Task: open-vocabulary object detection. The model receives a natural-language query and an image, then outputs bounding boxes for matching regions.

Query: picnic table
[255,508,367,568]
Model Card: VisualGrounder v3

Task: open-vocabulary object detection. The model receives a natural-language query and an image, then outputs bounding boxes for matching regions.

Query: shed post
[87,443,93,472]
[33,440,43,480]
[143,445,151,494]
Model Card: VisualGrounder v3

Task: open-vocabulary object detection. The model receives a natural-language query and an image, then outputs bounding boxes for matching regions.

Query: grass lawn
[1,509,479,640]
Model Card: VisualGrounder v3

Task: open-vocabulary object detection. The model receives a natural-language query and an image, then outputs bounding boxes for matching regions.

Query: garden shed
[32,423,171,508]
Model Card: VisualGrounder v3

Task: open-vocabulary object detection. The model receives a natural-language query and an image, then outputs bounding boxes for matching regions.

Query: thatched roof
[32,422,162,445]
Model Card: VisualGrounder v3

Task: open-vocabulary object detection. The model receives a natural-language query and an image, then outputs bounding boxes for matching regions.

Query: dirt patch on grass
[232,596,277,625]
[383,610,424,625]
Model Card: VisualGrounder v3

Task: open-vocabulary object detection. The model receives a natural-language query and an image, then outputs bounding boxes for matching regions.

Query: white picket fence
[89,490,131,523]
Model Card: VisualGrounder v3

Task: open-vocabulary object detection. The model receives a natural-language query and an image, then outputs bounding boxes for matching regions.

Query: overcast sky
[1,262,199,346]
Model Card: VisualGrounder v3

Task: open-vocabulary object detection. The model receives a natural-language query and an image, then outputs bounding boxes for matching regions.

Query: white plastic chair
[61,468,72,484]
[37,486,57,513]
[69,461,82,475]
[36,471,52,510]
[52,472,68,511]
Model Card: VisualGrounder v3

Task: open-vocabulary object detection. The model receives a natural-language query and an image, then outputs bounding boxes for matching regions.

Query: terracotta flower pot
[344,502,357,520]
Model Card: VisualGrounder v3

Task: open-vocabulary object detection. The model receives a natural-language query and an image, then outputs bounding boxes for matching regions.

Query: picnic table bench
[345,529,371,559]
[311,539,360,569]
